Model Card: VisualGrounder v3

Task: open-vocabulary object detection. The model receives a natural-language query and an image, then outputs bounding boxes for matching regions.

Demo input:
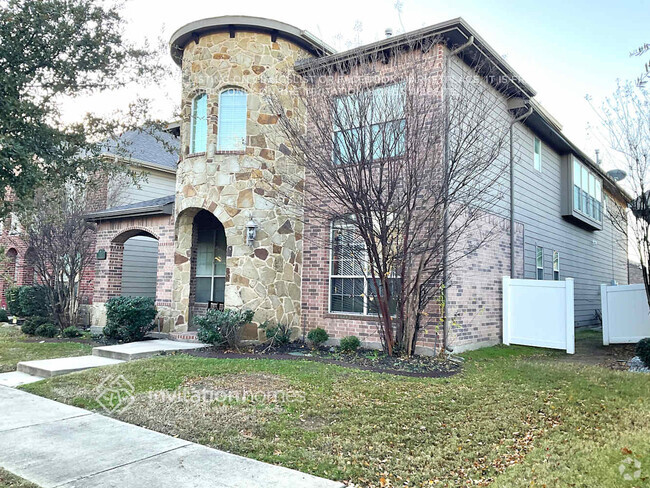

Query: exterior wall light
[246,219,258,246]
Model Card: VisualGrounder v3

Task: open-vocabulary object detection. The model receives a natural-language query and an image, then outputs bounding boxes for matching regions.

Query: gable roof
[101,129,180,172]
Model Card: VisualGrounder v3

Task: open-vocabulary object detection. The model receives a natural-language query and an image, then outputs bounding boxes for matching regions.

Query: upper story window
[562,154,603,231]
[190,93,208,154]
[533,137,542,172]
[218,89,247,151]
[333,83,405,165]
[572,158,602,222]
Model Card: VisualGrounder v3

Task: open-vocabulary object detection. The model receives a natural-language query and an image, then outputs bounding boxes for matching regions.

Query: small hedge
[35,323,58,338]
[6,286,20,316]
[261,321,293,346]
[339,335,361,353]
[636,338,650,368]
[21,316,50,335]
[62,326,82,338]
[307,327,329,346]
[18,285,51,317]
[0,309,8,322]
[103,296,157,342]
[195,309,254,348]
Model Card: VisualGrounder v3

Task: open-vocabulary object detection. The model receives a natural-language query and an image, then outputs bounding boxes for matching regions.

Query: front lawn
[21,344,650,487]
[0,327,93,373]
[0,468,38,488]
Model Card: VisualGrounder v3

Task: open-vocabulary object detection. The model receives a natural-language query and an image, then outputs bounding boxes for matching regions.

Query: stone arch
[108,228,160,299]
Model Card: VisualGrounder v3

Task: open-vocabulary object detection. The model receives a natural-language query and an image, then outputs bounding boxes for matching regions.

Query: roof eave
[86,202,174,222]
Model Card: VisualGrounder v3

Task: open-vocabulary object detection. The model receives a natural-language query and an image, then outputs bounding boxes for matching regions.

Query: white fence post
[565,278,575,354]
[502,276,511,346]
[601,284,610,346]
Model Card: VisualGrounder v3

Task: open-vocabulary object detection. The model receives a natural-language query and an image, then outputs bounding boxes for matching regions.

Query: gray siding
[512,123,628,326]
[121,236,158,298]
[108,167,176,209]
[447,51,628,327]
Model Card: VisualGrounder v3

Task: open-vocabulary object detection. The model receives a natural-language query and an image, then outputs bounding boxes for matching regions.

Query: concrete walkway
[0,386,343,488]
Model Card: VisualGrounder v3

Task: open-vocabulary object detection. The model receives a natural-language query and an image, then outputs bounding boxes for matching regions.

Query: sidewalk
[0,386,343,488]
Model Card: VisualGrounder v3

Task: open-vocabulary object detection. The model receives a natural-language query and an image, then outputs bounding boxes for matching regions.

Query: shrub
[18,285,51,317]
[35,322,58,338]
[195,309,254,348]
[307,327,329,347]
[261,321,293,347]
[62,326,82,338]
[0,309,8,322]
[339,335,361,353]
[6,286,21,316]
[636,338,650,368]
[21,316,49,335]
[103,296,157,342]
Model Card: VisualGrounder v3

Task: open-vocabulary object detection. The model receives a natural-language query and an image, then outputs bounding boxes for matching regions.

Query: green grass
[0,469,38,488]
[0,327,92,373]
[21,345,650,488]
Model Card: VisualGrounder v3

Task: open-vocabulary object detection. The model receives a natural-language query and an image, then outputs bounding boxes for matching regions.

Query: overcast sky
[63,0,649,172]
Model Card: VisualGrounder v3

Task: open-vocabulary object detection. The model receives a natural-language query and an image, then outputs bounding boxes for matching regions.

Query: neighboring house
[0,128,179,319]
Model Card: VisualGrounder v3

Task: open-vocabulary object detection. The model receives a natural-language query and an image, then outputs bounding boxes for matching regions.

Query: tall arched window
[218,89,247,151]
[190,93,207,154]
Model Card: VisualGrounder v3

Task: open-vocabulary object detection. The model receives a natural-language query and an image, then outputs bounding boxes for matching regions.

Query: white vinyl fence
[503,277,575,354]
[601,283,650,345]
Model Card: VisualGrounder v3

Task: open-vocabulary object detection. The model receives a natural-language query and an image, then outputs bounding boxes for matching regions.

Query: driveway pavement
[0,386,343,488]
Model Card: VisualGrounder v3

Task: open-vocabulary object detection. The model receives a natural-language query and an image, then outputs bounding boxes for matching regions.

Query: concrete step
[17,356,124,378]
[0,371,45,388]
[92,339,208,361]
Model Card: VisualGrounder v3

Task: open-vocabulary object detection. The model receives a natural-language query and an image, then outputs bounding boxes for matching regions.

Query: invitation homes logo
[95,374,135,414]
[619,448,643,482]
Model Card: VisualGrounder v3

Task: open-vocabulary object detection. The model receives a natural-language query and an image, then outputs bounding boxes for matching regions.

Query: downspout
[442,35,474,353]
[509,105,533,277]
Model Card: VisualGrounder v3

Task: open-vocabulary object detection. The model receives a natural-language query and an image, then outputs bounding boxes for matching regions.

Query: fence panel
[503,277,574,354]
[601,284,650,345]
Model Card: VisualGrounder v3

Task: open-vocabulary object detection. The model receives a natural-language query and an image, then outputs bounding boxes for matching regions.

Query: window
[533,137,542,172]
[553,251,560,281]
[536,246,544,280]
[571,157,602,223]
[8,213,20,236]
[195,225,227,303]
[218,89,247,151]
[329,220,398,315]
[333,83,405,164]
[190,93,208,154]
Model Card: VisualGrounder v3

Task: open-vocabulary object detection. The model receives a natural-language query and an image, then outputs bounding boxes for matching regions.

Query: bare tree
[598,82,649,305]
[266,38,511,356]
[19,185,97,330]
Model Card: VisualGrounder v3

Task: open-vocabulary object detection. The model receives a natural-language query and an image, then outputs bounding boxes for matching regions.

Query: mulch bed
[186,343,460,378]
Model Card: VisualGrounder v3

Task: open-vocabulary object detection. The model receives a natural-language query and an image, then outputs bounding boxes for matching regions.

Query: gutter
[86,202,174,222]
[509,103,534,277]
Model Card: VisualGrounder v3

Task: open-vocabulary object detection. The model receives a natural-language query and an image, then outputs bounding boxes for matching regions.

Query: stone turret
[167,16,333,336]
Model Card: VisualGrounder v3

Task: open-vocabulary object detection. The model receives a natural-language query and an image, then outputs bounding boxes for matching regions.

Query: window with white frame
[329,220,398,315]
[572,158,602,222]
[533,137,542,172]
[190,93,208,154]
[553,250,560,281]
[218,89,247,151]
[333,83,405,164]
[536,246,544,280]
[8,213,20,236]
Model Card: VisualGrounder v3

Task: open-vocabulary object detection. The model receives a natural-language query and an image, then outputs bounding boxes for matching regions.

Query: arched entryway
[110,229,159,299]
[190,210,227,318]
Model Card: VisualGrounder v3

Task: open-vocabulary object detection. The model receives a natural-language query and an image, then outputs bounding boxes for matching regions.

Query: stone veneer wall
[89,215,175,329]
[169,31,310,334]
